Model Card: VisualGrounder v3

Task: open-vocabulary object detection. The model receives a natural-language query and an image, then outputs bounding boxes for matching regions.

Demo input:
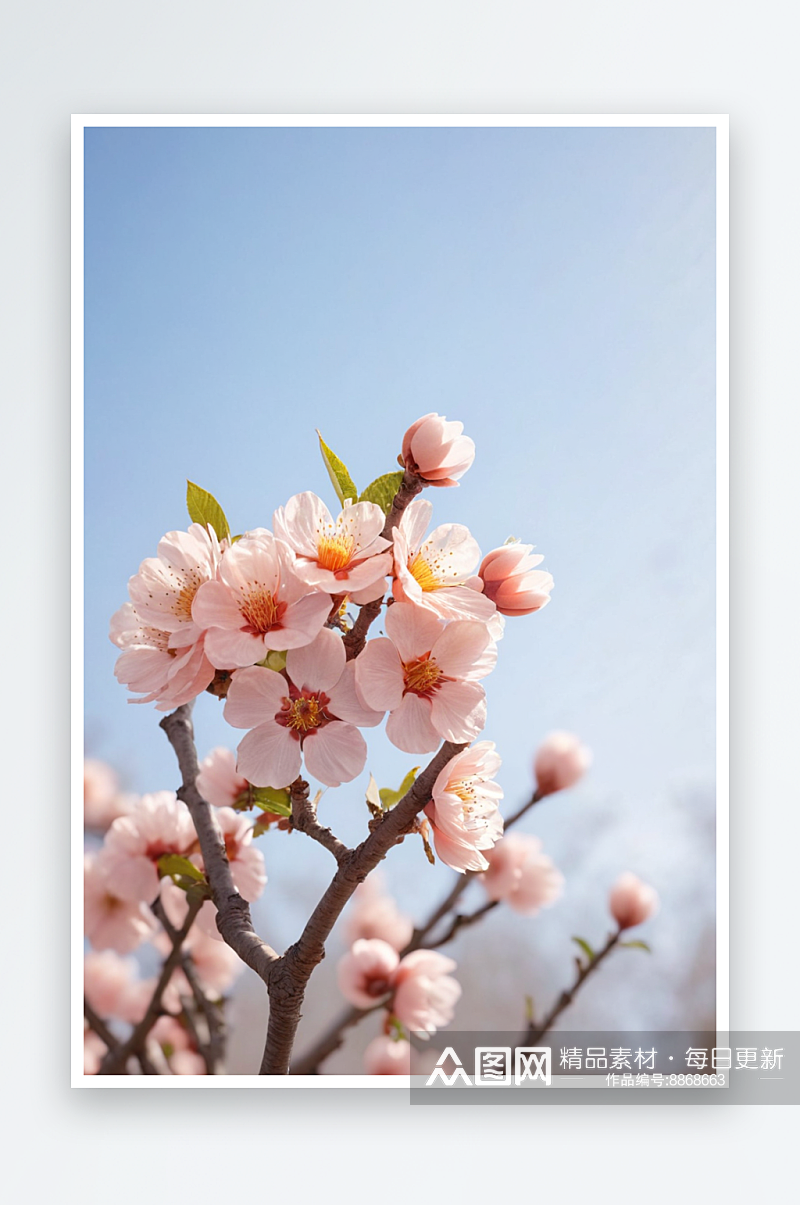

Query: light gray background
[3,0,798,1200]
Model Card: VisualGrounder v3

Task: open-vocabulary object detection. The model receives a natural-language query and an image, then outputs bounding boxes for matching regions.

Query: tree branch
[261,738,466,1074]
[160,703,280,979]
[525,928,622,1043]
[98,896,203,1074]
[289,777,350,864]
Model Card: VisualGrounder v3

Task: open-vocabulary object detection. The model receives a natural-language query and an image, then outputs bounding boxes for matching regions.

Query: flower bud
[480,834,564,916]
[401,413,475,487]
[533,731,591,796]
[609,872,659,930]
[479,542,553,616]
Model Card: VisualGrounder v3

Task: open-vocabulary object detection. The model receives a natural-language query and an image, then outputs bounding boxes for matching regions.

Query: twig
[98,896,202,1074]
[525,928,622,1043]
[290,777,350,864]
[261,738,466,1074]
[343,470,423,660]
[428,899,500,948]
[160,703,280,979]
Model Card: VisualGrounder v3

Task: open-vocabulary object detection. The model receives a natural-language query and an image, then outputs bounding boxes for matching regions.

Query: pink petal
[224,666,288,729]
[384,600,444,662]
[303,722,367,787]
[399,498,433,552]
[204,627,267,669]
[429,679,487,742]
[286,627,345,693]
[327,662,384,727]
[431,620,491,678]
[385,694,440,754]
[236,723,301,789]
[191,579,246,630]
[355,638,405,710]
[275,492,333,558]
[277,591,333,648]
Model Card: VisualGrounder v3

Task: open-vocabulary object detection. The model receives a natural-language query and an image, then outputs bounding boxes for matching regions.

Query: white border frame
[72,113,729,1087]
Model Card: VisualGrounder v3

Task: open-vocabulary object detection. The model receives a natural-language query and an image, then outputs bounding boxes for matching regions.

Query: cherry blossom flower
[345,875,414,951]
[479,542,554,616]
[127,522,222,639]
[355,602,494,753]
[224,627,382,788]
[84,950,150,1023]
[391,499,496,622]
[101,792,196,903]
[110,602,216,711]
[273,492,392,604]
[337,939,400,1008]
[191,529,332,668]
[423,741,504,872]
[480,833,564,915]
[391,950,461,1037]
[84,852,157,953]
[197,747,249,809]
[609,873,659,930]
[402,413,475,487]
[363,1036,412,1075]
[534,731,592,796]
[84,759,135,830]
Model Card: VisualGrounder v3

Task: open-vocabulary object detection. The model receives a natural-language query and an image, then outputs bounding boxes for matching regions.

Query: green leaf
[358,471,404,515]
[317,430,358,505]
[620,940,651,952]
[157,854,206,883]
[572,936,595,963]
[186,480,230,541]
[251,786,292,818]
[379,766,419,810]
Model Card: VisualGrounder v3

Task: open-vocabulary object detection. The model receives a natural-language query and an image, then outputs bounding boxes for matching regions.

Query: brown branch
[343,469,423,660]
[294,786,544,1072]
[525,928,622,1043]
[261,738,466,1074]
[98,896,203,1074]
[160,703,280,979]
[289,777,350,864]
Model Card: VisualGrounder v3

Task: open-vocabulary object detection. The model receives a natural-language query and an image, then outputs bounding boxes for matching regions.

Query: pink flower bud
[478,543,553,616]
[533,731,591,796]
[609,872,659,930]
[480,834,564,916]
[401,413,475,487]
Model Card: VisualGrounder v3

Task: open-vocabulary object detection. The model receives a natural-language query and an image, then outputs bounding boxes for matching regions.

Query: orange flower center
[174,573,203,621]
[403,654,444,697]
[317,532,356,572]
[240,588,285,634]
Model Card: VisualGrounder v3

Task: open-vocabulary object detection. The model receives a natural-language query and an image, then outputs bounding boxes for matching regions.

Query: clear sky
[84,125,716,1053]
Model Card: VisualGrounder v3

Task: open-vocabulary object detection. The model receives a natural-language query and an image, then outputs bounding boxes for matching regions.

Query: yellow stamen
[409,554,441,592]
[284,696,323,732]
[403,655,443,695]
[317,532,356,572]
[240,588,281,634]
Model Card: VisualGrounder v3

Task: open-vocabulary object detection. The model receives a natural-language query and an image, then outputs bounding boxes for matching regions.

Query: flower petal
[303,722,367,787]
[429,679,487,742]
[327,662,385,727]
[431,620,491,678]
[224,666,288,729]
[286,627,346,693]
[236,724,301,789]
[385,694,440,754]
[384,600,444,662]
[355,638,405,710]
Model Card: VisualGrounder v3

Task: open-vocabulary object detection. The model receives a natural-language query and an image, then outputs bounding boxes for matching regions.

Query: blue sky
[84,125,716,1045]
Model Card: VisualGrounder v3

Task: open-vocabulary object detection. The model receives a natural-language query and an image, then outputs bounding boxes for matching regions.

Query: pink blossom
[345,875,414,951]
[84,950,149,1023]
[101,792,197,903]
[84,759,134,830]
[392,499,496,622]
[192,529,332,668]
[363,1036,412,1075]
[355,601,493,753]
[127,522,221,638]
[479,542,554,616]
[197,747,249,808]
[534,731,592,796]
[84,1028,107,1074]
[224,627,382,788]
[150,1016,207,1075]
[110,601,216,711]
[609,873,659,930]
[84,852,157,953]
[424,741,504,872]
[392,950,461,1037]
[480,833,564,915]
[402,413,475,487]
[337,939,400,1008]
[274,493,392,604]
